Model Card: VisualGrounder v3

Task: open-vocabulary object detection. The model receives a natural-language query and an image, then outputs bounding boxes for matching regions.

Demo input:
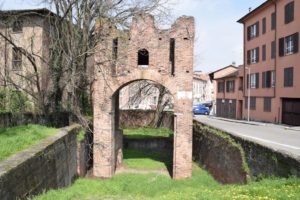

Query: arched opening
[112,79,174,176]
[138,49,149,66]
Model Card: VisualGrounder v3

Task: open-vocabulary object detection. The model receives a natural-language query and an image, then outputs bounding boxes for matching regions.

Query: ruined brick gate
[92,14,194,179]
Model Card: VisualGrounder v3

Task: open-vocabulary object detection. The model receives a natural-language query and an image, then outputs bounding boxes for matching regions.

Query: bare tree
[0,0,173,126]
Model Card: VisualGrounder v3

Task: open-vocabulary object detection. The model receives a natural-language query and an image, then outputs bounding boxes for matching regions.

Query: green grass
[0,124,58,161]
[34,149,300,200]
[123,149,172,170]
[33,165,300,200]
[123,128,173,138]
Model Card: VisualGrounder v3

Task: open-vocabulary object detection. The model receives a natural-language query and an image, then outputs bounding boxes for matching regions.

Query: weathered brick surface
[93,14,194,179]
[0,124,83,200]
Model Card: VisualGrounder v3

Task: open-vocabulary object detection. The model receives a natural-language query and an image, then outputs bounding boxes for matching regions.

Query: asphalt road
[194,115,300,158]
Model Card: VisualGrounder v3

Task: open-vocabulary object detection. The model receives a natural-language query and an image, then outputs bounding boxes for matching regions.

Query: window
[262,44,266,61]
[245,97,256,110]
[262,17,266,34]
[226,80,235,93]
[217,82,224,93]
[12,47,22,70]
[271,71,276,87]
[264,97,272,112]
[170,38,175,75]
[112,38,118,60]
[262,70,275,88]
[285,1,294,24]
[284,67,293,87]
[247,22,259,40]
[271,41,276,59]
[12,20,23,32]
[279,33,299,56]
[138,49,149,66]
[250,73,259,89]
[285,35,294,54]
[271,12,276,30]
[248,47,259,64]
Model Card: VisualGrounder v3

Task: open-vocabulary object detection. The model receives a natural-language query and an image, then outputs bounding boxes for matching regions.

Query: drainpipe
[272,0,278,122]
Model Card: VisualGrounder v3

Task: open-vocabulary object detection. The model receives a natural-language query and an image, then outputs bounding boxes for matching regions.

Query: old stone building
[92,14,195,179]
[0,9,54,93]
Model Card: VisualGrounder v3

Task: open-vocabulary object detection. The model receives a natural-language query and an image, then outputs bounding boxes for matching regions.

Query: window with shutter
[271,12,276,30]
[248,22,259,39]
[271,71,276,87]
[264,97,272,112]
[262,17,266,34]
[256,47,259,62]
[250,97,256,110]
[262,45,266,61]
[279,37,285,57]
[284,67,293,87]
[255,73,259,88]
[285,1,294,24]
[262,72,266,88]
[271,41,276,59]
[12,47,22,70]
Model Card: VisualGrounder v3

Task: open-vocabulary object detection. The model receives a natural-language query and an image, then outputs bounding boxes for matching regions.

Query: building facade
[238,0,300,126]
[193,72,214,105]
[0,9,54,93]
[210,65,244,119]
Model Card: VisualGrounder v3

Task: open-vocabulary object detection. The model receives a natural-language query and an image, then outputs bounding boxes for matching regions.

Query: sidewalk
[209,116,300,131]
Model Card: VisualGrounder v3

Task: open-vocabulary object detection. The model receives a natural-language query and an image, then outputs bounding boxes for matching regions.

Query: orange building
[210,65,244,119]
[238,0,300,126]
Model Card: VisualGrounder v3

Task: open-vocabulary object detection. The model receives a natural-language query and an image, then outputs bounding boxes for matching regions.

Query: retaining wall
[124,137,173,151]
[0,124,90,200]
[193,120,300,184]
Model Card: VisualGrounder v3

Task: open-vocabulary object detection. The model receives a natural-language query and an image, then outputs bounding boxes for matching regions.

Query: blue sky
[1,0,266,72]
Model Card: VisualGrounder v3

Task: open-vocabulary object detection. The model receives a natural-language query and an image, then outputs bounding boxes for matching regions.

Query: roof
[0,8,58,18]
[209,65,238,80]
[237,0,273,23]
[193,73,210,82]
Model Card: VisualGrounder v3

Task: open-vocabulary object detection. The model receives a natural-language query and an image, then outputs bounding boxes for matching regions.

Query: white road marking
[233,133,300,150]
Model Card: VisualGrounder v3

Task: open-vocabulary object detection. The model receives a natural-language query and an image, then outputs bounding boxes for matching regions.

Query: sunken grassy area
[0,124,58,161]
[34,148,300,200]
[34,164,300,200]
[123,127,173,138]
[123,149,172,170]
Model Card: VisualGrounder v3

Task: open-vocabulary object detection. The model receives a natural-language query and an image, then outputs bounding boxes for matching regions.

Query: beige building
[193,71,214,105]
[238,0,300,125]
[0,9,54,93]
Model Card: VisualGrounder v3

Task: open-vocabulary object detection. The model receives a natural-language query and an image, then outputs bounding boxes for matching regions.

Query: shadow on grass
[123,149,173,176]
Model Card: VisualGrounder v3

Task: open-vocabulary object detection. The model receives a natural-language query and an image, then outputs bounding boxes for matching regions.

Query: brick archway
[92,14,194,179]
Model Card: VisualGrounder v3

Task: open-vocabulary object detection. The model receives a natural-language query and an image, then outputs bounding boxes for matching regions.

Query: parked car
[193,104,210,115]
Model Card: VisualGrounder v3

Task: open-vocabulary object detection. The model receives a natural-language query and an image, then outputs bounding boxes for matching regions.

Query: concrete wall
[119,110,174,129]
[0,124,90,200]
[124,137,173,152]
[193,120,300,184]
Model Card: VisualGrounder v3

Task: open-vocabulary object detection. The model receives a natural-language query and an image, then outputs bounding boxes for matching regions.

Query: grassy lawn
[123,149,172,170]
[33,165,300,200]
[34,149,300,200]
[0,124,58,161]
[123,128,173,138]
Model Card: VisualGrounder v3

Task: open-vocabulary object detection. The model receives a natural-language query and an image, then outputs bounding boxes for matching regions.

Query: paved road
[194,115,300,158]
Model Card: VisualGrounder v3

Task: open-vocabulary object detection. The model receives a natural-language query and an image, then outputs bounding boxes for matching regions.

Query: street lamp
[246,67,251,121]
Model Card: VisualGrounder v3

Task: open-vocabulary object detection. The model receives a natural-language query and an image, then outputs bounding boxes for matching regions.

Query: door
[282,98,300,126]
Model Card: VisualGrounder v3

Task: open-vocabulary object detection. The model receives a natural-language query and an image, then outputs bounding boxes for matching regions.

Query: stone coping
[0,124,81,177]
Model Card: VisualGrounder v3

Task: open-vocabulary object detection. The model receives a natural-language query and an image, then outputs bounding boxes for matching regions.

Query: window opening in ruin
[138,49,149,67]
[170,38,175,75]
